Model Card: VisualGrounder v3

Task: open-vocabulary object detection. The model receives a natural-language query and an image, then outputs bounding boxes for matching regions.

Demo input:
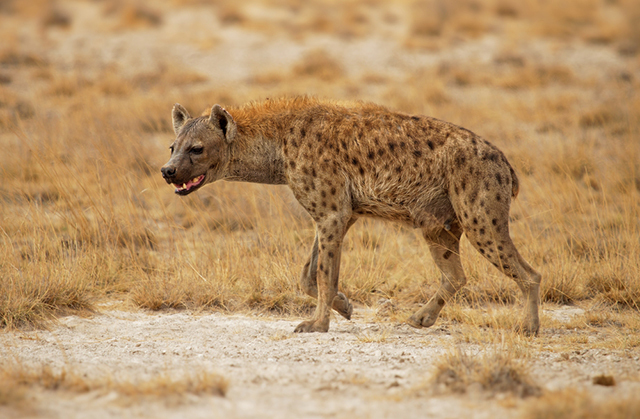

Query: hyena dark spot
[331,204,337,211]
[341,140,348,150]
[479,228,485,235]
[461,180,466,191]
[319,263,324,270]
[328,251,334,258]
[327,234,334,241]
[332,220,338,226]
[368,151,375,160]
[454,185,459,195]
[479,248,485,254]
[437,298,445,306]
[330,187,336,195]
[312,168,317,177]
[484,152,499,162]
[388,142,396,152]
[321,201,326,207]
[395,166,402,173]
[496,193,501,202]
[486,241,493,246]
[359,167,365,175]
[290,160,296,169]
[443,250,452,260]
[321,190,326,198]
[352,157,359,166]
[492,218,497,225]
[412,115,420,121]
[304,186,310,192]
[495,173,502,185]
[476,242,482,247]
[400,141,406,148]
[464,212,469,219]
[301,127,306,138]
[485,181,490,190]
[427,140,434,150]
[378,148,385,156]
[413,150,422,158]
[498,245,503,251]
[311,201,316,208]
[473,218,478,225]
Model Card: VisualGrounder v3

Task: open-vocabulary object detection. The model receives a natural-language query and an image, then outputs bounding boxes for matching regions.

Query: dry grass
[0,0,638,342]
[428,348,541,398]
[0,361,227,407]
[522,389,640,419]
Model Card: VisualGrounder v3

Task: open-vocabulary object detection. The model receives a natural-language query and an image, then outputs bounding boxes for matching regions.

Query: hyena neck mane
[222,99,304,185]
[223,97,338,185]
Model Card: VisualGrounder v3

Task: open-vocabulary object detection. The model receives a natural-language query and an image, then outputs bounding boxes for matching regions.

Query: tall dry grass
[0,0,639,333]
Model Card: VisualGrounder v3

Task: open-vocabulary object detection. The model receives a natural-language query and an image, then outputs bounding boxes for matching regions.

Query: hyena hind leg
[407,225,466,329]
[466,227,542,336]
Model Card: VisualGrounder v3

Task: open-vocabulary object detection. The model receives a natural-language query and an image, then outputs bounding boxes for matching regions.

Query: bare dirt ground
[2,305,639,419]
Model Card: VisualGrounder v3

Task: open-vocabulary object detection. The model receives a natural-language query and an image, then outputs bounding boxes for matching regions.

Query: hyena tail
[508,163,520,199]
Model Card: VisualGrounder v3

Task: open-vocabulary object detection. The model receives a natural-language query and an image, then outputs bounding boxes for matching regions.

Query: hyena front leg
[299,220,357,320]
[294,212,353,333]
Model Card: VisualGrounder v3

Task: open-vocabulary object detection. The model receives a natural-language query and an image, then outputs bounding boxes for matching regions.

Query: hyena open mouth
[173,174,205,195]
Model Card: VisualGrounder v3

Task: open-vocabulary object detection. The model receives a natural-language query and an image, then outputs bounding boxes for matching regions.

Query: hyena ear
[172,103,191,135]
[209,104,237,143]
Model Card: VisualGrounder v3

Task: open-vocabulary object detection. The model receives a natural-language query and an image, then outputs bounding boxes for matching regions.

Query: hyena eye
[190,146,204,155]
[169,146,174,155]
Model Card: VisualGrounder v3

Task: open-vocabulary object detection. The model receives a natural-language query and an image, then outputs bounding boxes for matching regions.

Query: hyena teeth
[192,177,199,183]
[183,183,187,189]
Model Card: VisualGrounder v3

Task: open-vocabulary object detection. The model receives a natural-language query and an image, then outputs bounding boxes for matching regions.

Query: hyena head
[161,103,237,195]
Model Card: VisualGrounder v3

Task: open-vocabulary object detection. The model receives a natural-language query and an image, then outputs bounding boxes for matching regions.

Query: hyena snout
[161,165,177,180]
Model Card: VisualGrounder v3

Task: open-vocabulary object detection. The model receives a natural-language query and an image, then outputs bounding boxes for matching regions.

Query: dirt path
[2,307,639,419]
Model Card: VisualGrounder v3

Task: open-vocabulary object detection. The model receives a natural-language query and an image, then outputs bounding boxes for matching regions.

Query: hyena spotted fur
[161,97,542,335]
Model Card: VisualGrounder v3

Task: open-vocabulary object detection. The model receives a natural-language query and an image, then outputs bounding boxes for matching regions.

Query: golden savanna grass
[0,0,638,327]
[0,0,639,411]
[0,361,227,406]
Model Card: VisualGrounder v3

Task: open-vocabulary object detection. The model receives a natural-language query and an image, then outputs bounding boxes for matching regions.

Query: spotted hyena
[161,97,541,335]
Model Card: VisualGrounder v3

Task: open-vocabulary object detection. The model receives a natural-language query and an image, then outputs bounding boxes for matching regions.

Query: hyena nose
[161,166,176,179]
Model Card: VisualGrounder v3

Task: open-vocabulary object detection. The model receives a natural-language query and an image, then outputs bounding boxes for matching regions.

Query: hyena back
[161,97,541,335]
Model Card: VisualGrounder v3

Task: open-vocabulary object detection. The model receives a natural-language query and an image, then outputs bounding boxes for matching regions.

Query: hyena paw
[514,319,540,337]
[293,319,330,333]
[406,312,438,329]
[333,292,353,320]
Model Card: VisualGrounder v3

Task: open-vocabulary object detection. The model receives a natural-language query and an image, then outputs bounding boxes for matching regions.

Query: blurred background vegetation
[0,0,638,329]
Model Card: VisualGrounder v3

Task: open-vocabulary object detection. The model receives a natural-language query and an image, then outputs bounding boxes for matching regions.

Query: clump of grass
[523,389,640,419]
[430,348,541,398]
[0,362,227,407]
[116,370,228,398]
[0,262,95,329]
